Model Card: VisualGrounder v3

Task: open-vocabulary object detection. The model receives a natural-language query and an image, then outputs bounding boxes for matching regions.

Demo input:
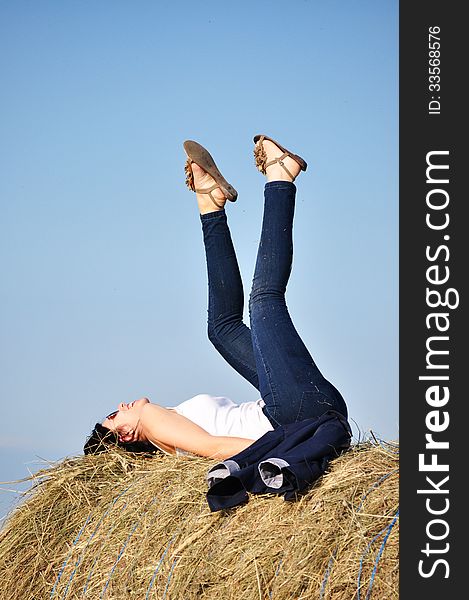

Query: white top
[151,394,274,456]
[172,394,274,440]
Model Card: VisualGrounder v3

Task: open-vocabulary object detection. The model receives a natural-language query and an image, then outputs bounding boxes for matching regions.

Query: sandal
[183,140,238,209]
[253,134,307,181]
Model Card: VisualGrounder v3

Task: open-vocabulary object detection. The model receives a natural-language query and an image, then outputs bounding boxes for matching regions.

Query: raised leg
[249,180,348,426]
[201,210,259,390]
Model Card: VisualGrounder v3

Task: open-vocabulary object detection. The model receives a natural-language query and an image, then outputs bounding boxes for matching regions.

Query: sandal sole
[253,134,307,172]
[183,140,238,202]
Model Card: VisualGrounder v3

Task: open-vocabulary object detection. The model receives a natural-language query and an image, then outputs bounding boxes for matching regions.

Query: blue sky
[0,0,398,517]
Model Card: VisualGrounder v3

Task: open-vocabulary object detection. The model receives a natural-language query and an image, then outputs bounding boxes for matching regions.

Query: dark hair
[83,422,160,455]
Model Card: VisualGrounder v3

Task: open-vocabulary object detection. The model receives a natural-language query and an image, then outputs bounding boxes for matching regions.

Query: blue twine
[83,503,127,595]
[145,498,213,598]
[83,486,171,597]
[145,498,207,598]
[356,470,398,512]
[319,550,337,600]
[374,436,399,455]
[100,521,140,598]
[364,509,399,600]
[268,558,284,599]
[357,508,399,600]
[319,467,398,598]
[162,557,178,600]
[100,497,158,599]
[376,436,399,448]
[60,485,132,599]
[50,512,93,598]
[83,554,101,595]
[357,526,389,599]
[145,534,177,599]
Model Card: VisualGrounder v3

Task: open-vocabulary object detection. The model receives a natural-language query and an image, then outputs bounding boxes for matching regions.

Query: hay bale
[0,439,398,599]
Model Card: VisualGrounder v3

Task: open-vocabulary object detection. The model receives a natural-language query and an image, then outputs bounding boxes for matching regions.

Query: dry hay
[0,438,399,599]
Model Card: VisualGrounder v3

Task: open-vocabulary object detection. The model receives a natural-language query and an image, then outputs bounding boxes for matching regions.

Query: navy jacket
[206,410,351,511]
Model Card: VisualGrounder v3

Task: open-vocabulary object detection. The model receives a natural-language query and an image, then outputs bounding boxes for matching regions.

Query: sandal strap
[194,184,219,194]
[194,184,225,210]
[265,152,296,181]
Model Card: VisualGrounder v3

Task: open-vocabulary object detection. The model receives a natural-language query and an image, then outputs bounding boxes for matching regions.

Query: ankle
[197,195,225,215]
[266,165,295,182]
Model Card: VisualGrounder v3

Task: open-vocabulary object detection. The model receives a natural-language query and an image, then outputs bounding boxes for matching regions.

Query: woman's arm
[139,403,254,459]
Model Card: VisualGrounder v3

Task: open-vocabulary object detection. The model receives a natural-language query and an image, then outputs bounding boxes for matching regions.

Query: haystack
[0,438,398,599]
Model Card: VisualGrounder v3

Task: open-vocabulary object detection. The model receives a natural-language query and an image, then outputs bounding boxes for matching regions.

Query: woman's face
[102,397,150,442]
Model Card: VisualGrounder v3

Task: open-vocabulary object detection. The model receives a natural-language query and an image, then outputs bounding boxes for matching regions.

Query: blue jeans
[201,181,347,428]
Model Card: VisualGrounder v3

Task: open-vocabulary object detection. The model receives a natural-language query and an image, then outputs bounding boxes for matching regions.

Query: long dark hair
[83,423,160,455]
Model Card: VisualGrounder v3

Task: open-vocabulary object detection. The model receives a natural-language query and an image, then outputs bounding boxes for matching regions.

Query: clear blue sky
[0,0,398,517]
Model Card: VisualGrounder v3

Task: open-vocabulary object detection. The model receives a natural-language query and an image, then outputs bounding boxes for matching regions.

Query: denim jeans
[201,180,348,428]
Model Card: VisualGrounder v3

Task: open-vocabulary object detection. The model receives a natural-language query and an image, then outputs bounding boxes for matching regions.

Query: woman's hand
[139,403,254,459]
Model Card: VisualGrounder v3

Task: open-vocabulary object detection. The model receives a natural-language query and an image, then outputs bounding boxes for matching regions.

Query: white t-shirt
[172,394,274,440]
[150,394,274,456]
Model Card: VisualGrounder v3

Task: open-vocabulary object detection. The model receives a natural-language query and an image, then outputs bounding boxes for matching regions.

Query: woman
[84,135,348,459]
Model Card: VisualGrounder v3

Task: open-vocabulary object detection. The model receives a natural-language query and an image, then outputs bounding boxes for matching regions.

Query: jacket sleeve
[206,411,351,511]
[257,416,352,500]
